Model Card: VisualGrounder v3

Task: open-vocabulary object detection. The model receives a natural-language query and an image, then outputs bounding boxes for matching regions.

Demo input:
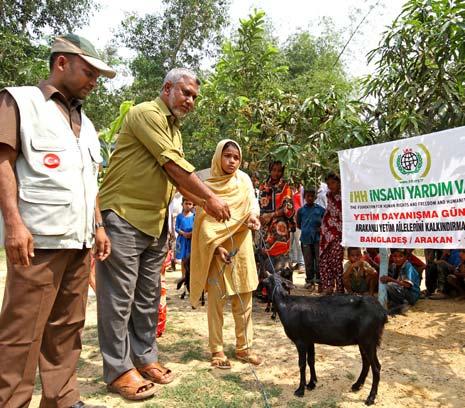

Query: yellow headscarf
[189,139,258,306]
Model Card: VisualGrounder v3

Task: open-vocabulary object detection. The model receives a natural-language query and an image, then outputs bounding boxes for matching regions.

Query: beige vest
[1,86,102,249]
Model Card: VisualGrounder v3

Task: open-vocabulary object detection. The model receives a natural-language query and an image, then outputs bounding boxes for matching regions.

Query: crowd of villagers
[218,160,465,316]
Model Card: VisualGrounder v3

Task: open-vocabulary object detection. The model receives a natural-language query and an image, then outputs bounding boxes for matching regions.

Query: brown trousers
[0,248,90,408]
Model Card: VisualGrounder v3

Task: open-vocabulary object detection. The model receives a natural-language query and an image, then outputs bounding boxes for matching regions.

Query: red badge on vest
[43,153,61,169]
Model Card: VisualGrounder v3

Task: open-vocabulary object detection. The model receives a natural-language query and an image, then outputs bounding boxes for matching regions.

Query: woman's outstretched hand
[247,214,261,231]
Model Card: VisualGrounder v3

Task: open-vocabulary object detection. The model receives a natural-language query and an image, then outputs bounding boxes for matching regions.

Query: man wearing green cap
[0,34,114,408]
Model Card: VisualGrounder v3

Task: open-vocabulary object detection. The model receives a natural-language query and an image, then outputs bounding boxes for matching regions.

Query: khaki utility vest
[1,86,102,249]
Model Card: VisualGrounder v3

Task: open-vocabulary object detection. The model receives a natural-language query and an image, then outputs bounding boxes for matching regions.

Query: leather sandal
[107,368,156,401]
[138,362,174,384]
[236,350,264,366]
[211,355,232,369]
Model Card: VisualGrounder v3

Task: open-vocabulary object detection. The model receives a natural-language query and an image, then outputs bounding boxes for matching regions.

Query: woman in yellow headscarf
[190,139,262,369]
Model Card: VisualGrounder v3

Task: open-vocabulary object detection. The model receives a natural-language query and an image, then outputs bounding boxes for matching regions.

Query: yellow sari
[190,139,259,307]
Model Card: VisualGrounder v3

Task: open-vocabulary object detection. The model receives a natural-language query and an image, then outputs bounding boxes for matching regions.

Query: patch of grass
[165,325,196,338]
[91,375,104,384]
[266,384,282,398]
[311,398,339,408]
[82,325,99,347]
[84,388,107,398]
[160,369,261,407]
[143,403,164,408]
[158,338,203,355]
[34,375,42,392]
[222,373,243,384]
[180,346,205,363]
[287,400,307,408]
[345,371,356,381]
[225,344,236,356]
[77,358,87,369]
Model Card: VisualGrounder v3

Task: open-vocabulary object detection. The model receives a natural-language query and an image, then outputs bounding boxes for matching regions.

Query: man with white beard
[96,68,230,401]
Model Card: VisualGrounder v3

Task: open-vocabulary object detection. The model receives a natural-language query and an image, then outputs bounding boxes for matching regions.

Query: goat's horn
[264,270,271,277]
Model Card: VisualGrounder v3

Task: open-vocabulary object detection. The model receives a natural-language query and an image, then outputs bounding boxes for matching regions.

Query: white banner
[338,126,465,249]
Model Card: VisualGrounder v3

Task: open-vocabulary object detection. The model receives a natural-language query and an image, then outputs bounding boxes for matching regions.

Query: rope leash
[208,218,272,408]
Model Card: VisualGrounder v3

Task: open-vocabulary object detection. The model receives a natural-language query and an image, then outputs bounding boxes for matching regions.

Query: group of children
[171,184,465,318]
[341,247,465,314]
[290,187,465,314]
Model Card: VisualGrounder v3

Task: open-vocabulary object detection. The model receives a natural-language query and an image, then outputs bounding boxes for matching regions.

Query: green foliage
[0,30,48,88]
[183,10,288,171]
[183,10,367,185]
[364,0,465,140]
[282,23,351,98]
[84,82,130,131]
[119,0,230,102]
[0,0,96,37]
[0,0,97,88]
[98,100,134,178]
[81,46,128,130]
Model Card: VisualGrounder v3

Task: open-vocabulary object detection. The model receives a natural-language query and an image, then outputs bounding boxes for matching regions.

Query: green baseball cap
[51,33,116,79]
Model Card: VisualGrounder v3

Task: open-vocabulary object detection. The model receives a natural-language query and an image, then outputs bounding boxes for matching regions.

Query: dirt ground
[1,250,465,408]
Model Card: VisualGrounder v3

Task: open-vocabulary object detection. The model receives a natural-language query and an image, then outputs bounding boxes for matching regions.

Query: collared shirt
[0,81,82,150]
[99,97,195,238]
[297,203,325,244]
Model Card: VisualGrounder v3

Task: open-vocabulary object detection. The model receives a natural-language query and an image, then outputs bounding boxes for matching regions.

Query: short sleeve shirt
[99,97,195,237]
[0,82,83,149]
[297,203,325,244]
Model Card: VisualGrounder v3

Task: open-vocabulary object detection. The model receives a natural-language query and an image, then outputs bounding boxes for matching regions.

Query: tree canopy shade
[3,0,464,187]
[0,0,98,87]
[119,0,230,101]
[0,0,96,37]
[0,30,48,88]
[181,10,367,184]
[364,0,465,140]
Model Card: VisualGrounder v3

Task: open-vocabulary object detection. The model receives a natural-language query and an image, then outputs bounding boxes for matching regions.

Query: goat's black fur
[177,256,205,306]
[265,261,295,320]
[263,273,388,405]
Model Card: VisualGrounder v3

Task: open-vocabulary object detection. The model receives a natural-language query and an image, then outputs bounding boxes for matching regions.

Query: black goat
[263,257,295,319]
[177,256,205,306]
[263,273,387,405]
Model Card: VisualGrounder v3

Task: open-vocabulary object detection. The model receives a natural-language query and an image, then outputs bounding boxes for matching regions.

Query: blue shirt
[445,249,461,267]
[390,261,420,302]
[297,203,325,244]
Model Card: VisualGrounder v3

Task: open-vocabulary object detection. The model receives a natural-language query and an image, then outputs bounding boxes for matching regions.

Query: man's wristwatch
[95,222,105,229]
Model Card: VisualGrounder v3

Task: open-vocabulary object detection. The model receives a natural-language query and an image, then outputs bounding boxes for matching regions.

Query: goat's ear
[281,278,296,291]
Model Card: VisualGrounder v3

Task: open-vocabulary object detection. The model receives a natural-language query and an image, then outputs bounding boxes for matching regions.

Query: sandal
[138,362,174,384]
[107,368,156,401]
[211,355,232,369]
[236,351,264,366]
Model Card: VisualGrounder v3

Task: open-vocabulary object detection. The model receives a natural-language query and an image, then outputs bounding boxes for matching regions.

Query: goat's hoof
[364,396,375,406]
[265,306,271,313]
[180,294,186,300]
[351,382,363,392]
[294,388,305,397]
[306,381,316,390]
